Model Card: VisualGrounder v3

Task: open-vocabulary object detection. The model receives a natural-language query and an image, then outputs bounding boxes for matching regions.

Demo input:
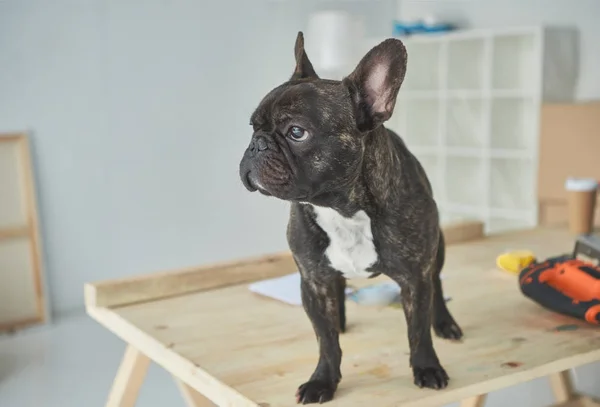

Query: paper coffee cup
[565,177,598,235]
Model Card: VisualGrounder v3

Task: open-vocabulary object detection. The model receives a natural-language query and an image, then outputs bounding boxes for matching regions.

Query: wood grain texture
[87,227,600,407]
[460,394,487,407]
[18,135,46,324]
[106,346,150,407]
[85,252,298,309]
[550,370,575,403]
[442,219,485,246]
[174,377,216,407]
[85,220,484,309]
[0,133,46,331]
[0,225,29,241]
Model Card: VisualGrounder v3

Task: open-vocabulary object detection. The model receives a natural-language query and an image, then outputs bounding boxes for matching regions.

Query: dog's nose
[247,135,269,156]
[256,137,268,151]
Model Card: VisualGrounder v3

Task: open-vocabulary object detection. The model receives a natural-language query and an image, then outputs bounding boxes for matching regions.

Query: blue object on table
[347,283,401,306]
[392,20,455,37]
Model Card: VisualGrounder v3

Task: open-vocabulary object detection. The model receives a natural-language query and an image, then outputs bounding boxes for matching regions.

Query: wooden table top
[89,227,600,407]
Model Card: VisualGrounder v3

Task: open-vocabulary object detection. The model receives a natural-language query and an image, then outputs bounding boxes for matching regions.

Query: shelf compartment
[487,216,533,234]
[389,97,408,137]
[447,38,486,90]
[444,156,486,207]
[403,42,441,91]
[492,33,536,92]
[490,97,535,150]
[446,97,486,148]
[404,98,440,148]
[444,203,487,218]
[439,210,483,225]
[490,158,535,211]
[415,154,441,199]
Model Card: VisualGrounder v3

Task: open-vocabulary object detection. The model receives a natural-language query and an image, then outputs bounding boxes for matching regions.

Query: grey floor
[0,313,599,407]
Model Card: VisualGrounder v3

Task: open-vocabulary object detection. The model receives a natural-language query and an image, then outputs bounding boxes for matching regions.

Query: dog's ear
[291,31,319,80]
[344,38,407,132]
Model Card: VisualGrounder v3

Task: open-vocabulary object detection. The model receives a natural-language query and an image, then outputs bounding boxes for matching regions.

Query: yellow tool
[496,250,536,275]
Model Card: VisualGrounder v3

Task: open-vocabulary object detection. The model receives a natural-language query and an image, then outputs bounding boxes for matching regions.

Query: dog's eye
[287,126,309,142]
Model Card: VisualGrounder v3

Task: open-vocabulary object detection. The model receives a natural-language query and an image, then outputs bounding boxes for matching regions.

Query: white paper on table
[248,272,448,306]
[248,272,303,306]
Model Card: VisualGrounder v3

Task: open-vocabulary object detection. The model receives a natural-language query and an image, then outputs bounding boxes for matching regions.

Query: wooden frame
[0,132,47,332]
[85,222,600,407]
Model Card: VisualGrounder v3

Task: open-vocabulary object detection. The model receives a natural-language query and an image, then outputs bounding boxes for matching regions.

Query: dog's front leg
[296,274,342,404]
[400,274,449,389]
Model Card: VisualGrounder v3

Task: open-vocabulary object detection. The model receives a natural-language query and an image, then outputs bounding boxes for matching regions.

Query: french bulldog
[239,32,463,404]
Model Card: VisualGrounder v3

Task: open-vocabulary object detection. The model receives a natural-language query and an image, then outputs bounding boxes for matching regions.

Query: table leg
[174,378,215,407]
[460,394,487,407]
[550,370,576,403]
[106,345,151,407]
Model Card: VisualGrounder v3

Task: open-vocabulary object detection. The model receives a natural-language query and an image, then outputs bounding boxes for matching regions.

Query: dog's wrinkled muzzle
[239,152,257,192]
[239,133,274,193]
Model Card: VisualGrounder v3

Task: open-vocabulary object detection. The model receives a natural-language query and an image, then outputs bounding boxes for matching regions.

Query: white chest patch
[311,206,378,279]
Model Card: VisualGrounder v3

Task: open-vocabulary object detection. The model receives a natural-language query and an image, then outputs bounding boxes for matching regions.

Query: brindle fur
[239,32,463,404]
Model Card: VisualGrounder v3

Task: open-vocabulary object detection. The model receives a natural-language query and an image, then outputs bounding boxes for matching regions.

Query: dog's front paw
[434,317,463,340]
[413,365,449,390]
[295,380,336,404]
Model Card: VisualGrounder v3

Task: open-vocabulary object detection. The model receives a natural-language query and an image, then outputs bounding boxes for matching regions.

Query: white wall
[397,0,600,101]
[0,0,398,315]
[0,0,298,314]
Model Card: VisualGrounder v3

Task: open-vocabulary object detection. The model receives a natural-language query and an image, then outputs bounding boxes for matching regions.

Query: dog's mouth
[242,170,257,192]
[241,161,309,201]
[243,170,273,196]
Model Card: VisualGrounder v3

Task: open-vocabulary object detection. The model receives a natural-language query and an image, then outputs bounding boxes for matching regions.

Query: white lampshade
[305,10,363,79]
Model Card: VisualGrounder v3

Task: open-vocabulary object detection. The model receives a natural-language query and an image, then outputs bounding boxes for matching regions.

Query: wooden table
[85,223,600,407]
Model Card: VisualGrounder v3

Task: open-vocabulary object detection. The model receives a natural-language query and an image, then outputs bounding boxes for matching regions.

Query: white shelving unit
[360,26,577,234]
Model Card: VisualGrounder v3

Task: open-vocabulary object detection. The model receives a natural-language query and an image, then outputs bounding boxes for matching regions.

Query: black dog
[239,32,462,404]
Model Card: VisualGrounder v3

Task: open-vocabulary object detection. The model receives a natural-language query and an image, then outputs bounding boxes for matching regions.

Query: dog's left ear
[291,31,319,80]
[344,38,407,132]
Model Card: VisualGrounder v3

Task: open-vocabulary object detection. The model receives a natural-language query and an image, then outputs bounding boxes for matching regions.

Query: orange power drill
[519,235,600,325]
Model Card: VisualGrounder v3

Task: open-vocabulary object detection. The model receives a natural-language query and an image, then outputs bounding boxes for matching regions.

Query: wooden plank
[0,231,42,332]
[443,219,485,245]
[18,135,47,324]
[84,220,485,309]
[550,370,575,403]
[174,377,215,407]
[85,251,298,309]
[87,306,259,407]
[0,316,44,333]
[0,133,47,331]
[460,394,487,407]
[106,346,150,407]
[0,225,29,241]
[0,134,23,143]
[89,226,600,407]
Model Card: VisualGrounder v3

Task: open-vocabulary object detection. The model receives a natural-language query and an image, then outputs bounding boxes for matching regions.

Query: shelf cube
[490,157,535,211]
[446,156,486,207]
[446,97,486,148]
[403,42,441,91]
[490,97,536,150]
[404,98,440,148]
[448,38,486,90]
[492,33,536,92]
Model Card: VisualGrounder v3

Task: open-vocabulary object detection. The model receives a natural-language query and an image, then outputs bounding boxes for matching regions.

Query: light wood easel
[0,132,47,333]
